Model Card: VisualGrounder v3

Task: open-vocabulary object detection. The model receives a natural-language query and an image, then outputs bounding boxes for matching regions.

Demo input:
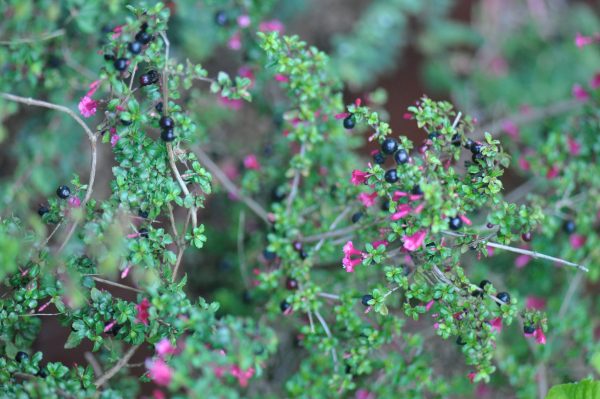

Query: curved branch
[94,344,140,387]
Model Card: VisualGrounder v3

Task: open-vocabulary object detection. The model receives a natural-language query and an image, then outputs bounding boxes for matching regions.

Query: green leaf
[546,380,600,399]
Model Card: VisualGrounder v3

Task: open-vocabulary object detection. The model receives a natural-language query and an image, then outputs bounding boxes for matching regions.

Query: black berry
[464,138,474,150]
[214,10,229,26]
[128,41,143,54]
[411,185,423,196]
[104,53,115,61]
[135,30,152,45]
[496,292,511,305]
[372,151,385,165]
[56,185,71,199]
[384,169,398,183]
[428,131,441,140]
[394,149,409,164]
[263,249,276,261]
[343,115,355,129]
[448,216,463,231]
[456,336,466,346]
[15,351,29,363]
[37,205,49,217]
[113,58,128,71]
[159,116,174,129]
[140,22,148,31]
[361,294,373,307]
[139,73,155,86]
[479,280,491,290]
[139,228,149,238]
[451,133,461,146]
[280,300,291,313]
[381,138,398,155]
[271,186,286,202]
[161,129,176,142]
[242,290,252,304]
[523,325,535,334]
[299,250,308,260]
[121,118,132,126]
[351,212,363,223]
[521,232,532,242]
[107,323,122,336]
[37,367,48,378]
[138,209,149,219]
[155,102,163,113]
[472,153,484,163]
[563,220,576,234]
[285,277,298,290]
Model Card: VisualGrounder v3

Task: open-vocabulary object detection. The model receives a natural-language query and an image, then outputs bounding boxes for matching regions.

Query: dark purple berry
[15,351,28,363]
[155,102,163,113]
[113,58,128,71]
[128,41,143,54]
[448,216,463,230]
[563,220,576,234]
[343,115,355,129]
[523,325,535,334]
[411,185,423,196]
[271,186,286,202]
[472,153,484,163]
[280,300,291,313]
[285,277,298,290]
[496,292,511,305]
[394,149,409,164]
[464,138,474,150]
[214,10,229,26]
[470,142,483,154]
[351,212,363,223]
[381,138,398,155]
[263,249,276,261]
[384,169,398,183]
[361,294,373,307]
[486,223,494,228]
[161,129,176,142]
[104,53,115,61]
[37,367,48,378]
[428,131,441,140]
[299,250,308,260]
[139,74,153,86]
[135,30,152,45]
[521,232,532,242]
[456,336,467,346]
[159,116,174,129]
[56,185,71,199]
[139,228,149,238]
[38,205,49,217]
[372,151,385,165]
[451,133,461,146]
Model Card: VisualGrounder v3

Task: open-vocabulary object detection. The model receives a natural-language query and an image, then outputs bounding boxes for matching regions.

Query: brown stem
[94,344,140,387]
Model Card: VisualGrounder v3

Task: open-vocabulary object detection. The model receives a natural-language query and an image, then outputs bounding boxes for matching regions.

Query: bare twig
[237,211,249,287]
[314,309,339,372]
[194,146,269,223]
[558,270,584,318]
[91,276,143,293]
[286,144,306,215]
[317,292,341,301]
[167,144,197,229]
[0,29,65,45]
[85,352,103,377]
[94,344,140,387]
[314,206,352,252]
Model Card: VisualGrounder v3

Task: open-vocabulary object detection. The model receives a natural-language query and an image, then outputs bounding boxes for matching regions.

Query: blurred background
[2,0,600,397]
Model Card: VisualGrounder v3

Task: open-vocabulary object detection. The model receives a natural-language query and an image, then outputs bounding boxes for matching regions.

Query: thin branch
[443,231,588,272]
[317,292,341,301]
[286,144,306,215]
[91,276,143,293]
[85,352,103,377]
[0,29,65,45]
[159,31,170,114]
[451,111,462,129]
[314,309,339,372]
[20,313,63,317]
[314,206,352,252]
[558,270,584,318]
[167,144,197,228]
[237,211,249,287]
[94,345,140,387]
[194,146,269,223]
[307,309,315,333]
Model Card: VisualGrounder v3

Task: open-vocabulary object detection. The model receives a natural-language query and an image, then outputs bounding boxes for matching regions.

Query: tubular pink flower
[258,19,284,33]
[343,241,364,257]
[68,196,81,208]
[274,74,289,83]
[575,32,596,48]
[425,300,435,312]
[78,96,97,118]
[569,234,587,249]
[501,120,520,139]
[567,136,581,156]
[592,73,600,89]
[351,170,369,185]
[515,254,531,268]
[402,230,427,252]
[103,320,117,333]
[518,156,530,171]
[230,365,255,387]
[534,328,546,345]
[525,296,546,310]
[86,80,101,97]
[110,134,120,148]
[243,154,261,170]
[489,317,503,333]
[228,31,242,50]
[219,96,244,110]
[358,192,378,207]
[120,265,131,279]
[136,298,151,325]
[146,358,173,386]
[372,240,388,249]
[459,215,472,226]
[237,15,251,28]
[546,165,559,179]
[572,84,589,101]
[155,338,177,358]
[390,204,412,220]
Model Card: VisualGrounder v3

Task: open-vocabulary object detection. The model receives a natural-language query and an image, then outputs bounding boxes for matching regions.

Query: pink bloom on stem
[425,300,435,312]
[243,154,261,170]
[219,96,244,110]
[274,74,289,83]
[459,215,472,226]
[121,265,131,279]
[567,136,581,156]
[358,192,378,207]
[342,241,366,273]
[335,112,349,120]
[591,73,600,89]
[546,165,559,179]
[468,372,477,384]
[104,320,117,333]
[68,196,81,208]
[153,390,166,399]
[228,31,242,50]
[502,120,520,139]
[486,245,495,256]
[390,204,412,220]
[86,80,101,97]
[575,32,596,48]
[572,84,589,101]
[136,298,151,325]
[433,322,440,329]
[146,358,173,386]
[38,300,52,312]
[230,365,255,387]
[258,19,284,33]
[351,170,369,185]
[78,96,97,118]
[534,328,546,345]
[413,203,425,214]
[392,191,408,201]
[569,234,587,249]
[237,14,251,28]
[403,230,427,252]
[403,112,412,120]
[112,25,123,39]
[489,317,503,333]
[155,338,177,358]
[525,296,546,310]
[356,389,375,399]
[515,254,531,269]
[372,240,388,249]
[110,134,120,148]
[518,156,531,171]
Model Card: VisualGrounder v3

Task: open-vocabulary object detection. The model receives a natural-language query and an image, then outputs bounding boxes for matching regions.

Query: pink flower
[86,80,101,97]
[274,74,289,83]
[468,372,477,383]
[155,338,177,358]
[335,112,349,120]
[121,265,131,279]
[390,204,412,221]
[219,96,244,110]
[356,389,375,399]
[569,234,587,249]
[525,296,546,310]
[243,154,261,170]
[103,320,117,333]
[152,390,166,399]
[567,136,581,156]
[146,358,173,386]
[403,112,412,120]
[135,298,151,325]
[402,230,427,252]
[230,365,254,387]
[110,134,120,148]
[501,120,520,139]
[459,215,472,226]
[486,245,495,256]
[112,25,123,39]
[489,317,503,333]
[591,73,600,89]
[575,32,596,48]
[38,300,52,312]
[572,84,589,101]
[68,196,81,208]
[258,19,284,34]
[533,328,546,345]
[372,240,388,249]
[515,254,531,268]
[228,31,242,50]
[342,241,366,273]
[425,300,435,312]
[351,170,369,185]
[518,156,531,171]
[78,96,97,118]
[546,165,559,179]
[392,191,422,202]
[358,192,378,207]
[237,15,251,28]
